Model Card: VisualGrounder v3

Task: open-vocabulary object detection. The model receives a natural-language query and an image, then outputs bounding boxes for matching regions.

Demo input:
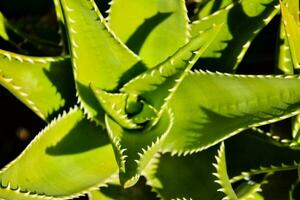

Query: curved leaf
[89,190,113,200]
[280,1,300,69]
[0,51,75,121]
[0,13,8,41]
[162,71,300,154]
[0,107,118,199]
[90,86,140,129]
[221,131,300,199]
[191,0,279,72]
[59,0,146,122]
[121,25,222,116]
[88,177,157,200]
[53,0,67,54]
[108,0,189,67]
[143,147,223,199]
[213,143,238,200]
[196,0,233,19]
[105,109,173,188]
[225,130,300,178]
[276,20,294,75]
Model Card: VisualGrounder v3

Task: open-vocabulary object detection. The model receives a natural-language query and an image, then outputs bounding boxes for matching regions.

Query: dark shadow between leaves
[226,131,300,178]
[126,12,173,55]
[183,102,300,149]
[194,1,278,72]
[46,119,110,155]
[43,58,77,121]
[100,177,157,200]
[153,147,222,199]
[117,61,148,91]
[76,81,106,122]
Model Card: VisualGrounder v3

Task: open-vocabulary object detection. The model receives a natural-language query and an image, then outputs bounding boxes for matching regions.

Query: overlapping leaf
[191,0,279,72]
[108,0,190,67]
[121,24,222,116]
[225,131,300,179]
[59,0,146,123]
[105,108,173,188]
[161,71,300,154]
[143,147,222,199]
[0,51,75,121]
[0,107,118,199]
[196,0,233,19]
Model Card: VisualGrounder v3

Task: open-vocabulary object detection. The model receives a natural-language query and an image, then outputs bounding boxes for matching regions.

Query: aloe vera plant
[1,0,300,199]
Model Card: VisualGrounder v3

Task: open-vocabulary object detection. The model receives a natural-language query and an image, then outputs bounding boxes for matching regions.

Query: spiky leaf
[89,190,113,200]
[0,13,8,41]
[0,107,118,199]
[143,147,222,199]
[121,24,222,116]
[0,51,75,121]
[191,0,279,71]
[225,131,300,178]
[276,20,294,74]
[213,142,238,200]
[108,0,190,67]
[105,109,173,188]
[162,71,300,153]
[59,0,146,122]
[197,0,233,19]
[280,1,300,69]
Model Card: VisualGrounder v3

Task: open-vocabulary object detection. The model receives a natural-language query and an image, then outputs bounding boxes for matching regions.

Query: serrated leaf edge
[63,0,141,125]
[0,106,119,199]
[213,142,238,200]
[252,127,299,147]
[191,1,280,69]
[230,162,299,184]
[0,72,45,119]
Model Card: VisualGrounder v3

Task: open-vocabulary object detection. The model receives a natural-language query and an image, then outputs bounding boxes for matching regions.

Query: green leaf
[0,51,75,121]
[161,71,300,154]
[196,0,233,19]
[0,13,9,41]
[213,142,238,200]
[121,24,222,116]
[191,0,279,72]
[105,109,173,188]
[276,20,294,75]
[283,0,299,23]
[0,107,118,199]
[53,0,67,54]
[143,147,223,199]
[280,1,300,69]
[89,190,114,200]
[224,130,300,199]
[89,178,157,200]
[245,192,264,200]
[108,0,190,67]
[59,0,146,123]
[225,131,300,178]
[292,114,300,142]
[234,179,267,200]
[251,127,297,148]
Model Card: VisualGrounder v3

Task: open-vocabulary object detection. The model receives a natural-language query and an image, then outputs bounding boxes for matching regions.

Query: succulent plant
[1,0,300,199]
